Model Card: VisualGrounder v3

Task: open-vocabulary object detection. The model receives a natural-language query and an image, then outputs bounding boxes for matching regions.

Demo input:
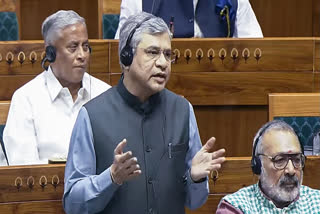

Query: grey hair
[253,120,299,156]
[118,11,171,70]
[41,10,86,46]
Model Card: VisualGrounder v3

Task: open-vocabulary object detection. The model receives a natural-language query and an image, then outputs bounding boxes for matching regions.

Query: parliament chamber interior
[0,0,320,213]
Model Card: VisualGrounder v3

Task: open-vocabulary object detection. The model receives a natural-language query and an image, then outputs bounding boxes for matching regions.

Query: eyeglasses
[139,47,172,62]
[257,153,305,170]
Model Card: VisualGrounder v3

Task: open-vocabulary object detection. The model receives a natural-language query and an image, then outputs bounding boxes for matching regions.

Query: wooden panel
[0,164,65,203]
[0,101,10,124]
[302,156,320,189]
[251,0,313,37]
[110,73,121,86]
[185,194,224,214]
[0,0,16,11]
[109,40,121,73]
[0,41,45,75]
[19,0,100,40]
[89,40,110,73]
[0,75,34,100]
[0,40,109,75]
[208,157,258,193]
[111,38,315,74]
[0,200,64,214]
[171,38,314,73]
[313,0,320,36]
[194,106,268,157]
[314,72,320,92]
[314,38,320,72]
[103,0,121,14]
[269,93,320,120]
[167,72,315,106]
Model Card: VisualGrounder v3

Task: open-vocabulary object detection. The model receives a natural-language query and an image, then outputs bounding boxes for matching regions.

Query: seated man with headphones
[63,12,226,214]
[2,10,110,166]
[217,120,320,213]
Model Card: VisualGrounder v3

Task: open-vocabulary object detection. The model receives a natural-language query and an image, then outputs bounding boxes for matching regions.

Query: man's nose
[77,47,86,60]
[155,52,169,69]
[284,159,296,175]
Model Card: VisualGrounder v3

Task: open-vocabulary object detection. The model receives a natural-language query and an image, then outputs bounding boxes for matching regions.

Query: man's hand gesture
[190,137,226,182]
[110,139,142,185]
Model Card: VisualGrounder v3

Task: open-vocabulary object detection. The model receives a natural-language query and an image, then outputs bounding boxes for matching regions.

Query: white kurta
[2,67,111,165]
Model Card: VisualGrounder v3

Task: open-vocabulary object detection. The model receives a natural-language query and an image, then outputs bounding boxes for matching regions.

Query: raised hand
[190,137,226,182]
[110,139,142,185]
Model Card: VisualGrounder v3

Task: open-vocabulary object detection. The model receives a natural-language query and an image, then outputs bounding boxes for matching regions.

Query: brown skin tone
[110,32,225,185]
[259,130,302,208]
[123,32,171,103]
[50,23,90,101]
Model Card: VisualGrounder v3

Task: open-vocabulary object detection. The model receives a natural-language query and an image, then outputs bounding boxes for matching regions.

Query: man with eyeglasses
[63,12,226,214]
[217,120,320,213]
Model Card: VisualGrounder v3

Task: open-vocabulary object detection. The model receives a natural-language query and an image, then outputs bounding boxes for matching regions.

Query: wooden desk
[0,157,318,213]
[0,164,65,213]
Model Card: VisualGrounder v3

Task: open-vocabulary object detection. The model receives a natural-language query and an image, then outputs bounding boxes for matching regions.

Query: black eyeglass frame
[257,153,306,170]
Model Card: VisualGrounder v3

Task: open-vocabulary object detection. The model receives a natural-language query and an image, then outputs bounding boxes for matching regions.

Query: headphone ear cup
[120,45,133,67]
[46,46,56,63]
[251,156,261,175]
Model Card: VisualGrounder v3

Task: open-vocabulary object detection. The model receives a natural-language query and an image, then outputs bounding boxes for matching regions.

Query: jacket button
[189,18,194,23]
[148,177,153,184]
[149,208,153,214]
[146,145,151,152]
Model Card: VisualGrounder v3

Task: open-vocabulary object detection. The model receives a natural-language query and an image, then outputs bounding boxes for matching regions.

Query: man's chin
[150,83,166,93]
[73,67,86,73]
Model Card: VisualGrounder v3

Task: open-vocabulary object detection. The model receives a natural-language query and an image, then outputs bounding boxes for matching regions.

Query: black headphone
[41,45,92,70]
[251,121,305,175]
[120,17,152,67]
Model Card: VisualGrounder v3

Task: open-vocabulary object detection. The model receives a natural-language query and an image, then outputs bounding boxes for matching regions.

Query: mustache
[279,175,299,187]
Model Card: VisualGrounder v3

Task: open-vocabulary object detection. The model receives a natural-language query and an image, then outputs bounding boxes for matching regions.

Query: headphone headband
[251,120,305,175]
[120,16,153,67]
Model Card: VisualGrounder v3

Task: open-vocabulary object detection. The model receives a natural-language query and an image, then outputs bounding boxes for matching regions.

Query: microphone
[169,16,174,38]
[219,6,231,38]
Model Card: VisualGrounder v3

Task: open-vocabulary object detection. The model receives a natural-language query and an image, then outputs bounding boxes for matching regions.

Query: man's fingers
[126,163,140,174]
[212,149,226,159]
[208,163,222,171]
[127,170,142,180]
[211,157,226,165]
[123,157,139,169]
[116,151,133,163]
[114,139,127,155]
[202,137,216,152]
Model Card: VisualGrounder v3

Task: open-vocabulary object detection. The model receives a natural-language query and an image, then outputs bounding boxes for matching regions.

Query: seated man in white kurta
[2,10,110,165]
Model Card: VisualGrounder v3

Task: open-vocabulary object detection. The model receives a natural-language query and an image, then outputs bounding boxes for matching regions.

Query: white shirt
[2,67,111,166]
[114,0,263,38]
